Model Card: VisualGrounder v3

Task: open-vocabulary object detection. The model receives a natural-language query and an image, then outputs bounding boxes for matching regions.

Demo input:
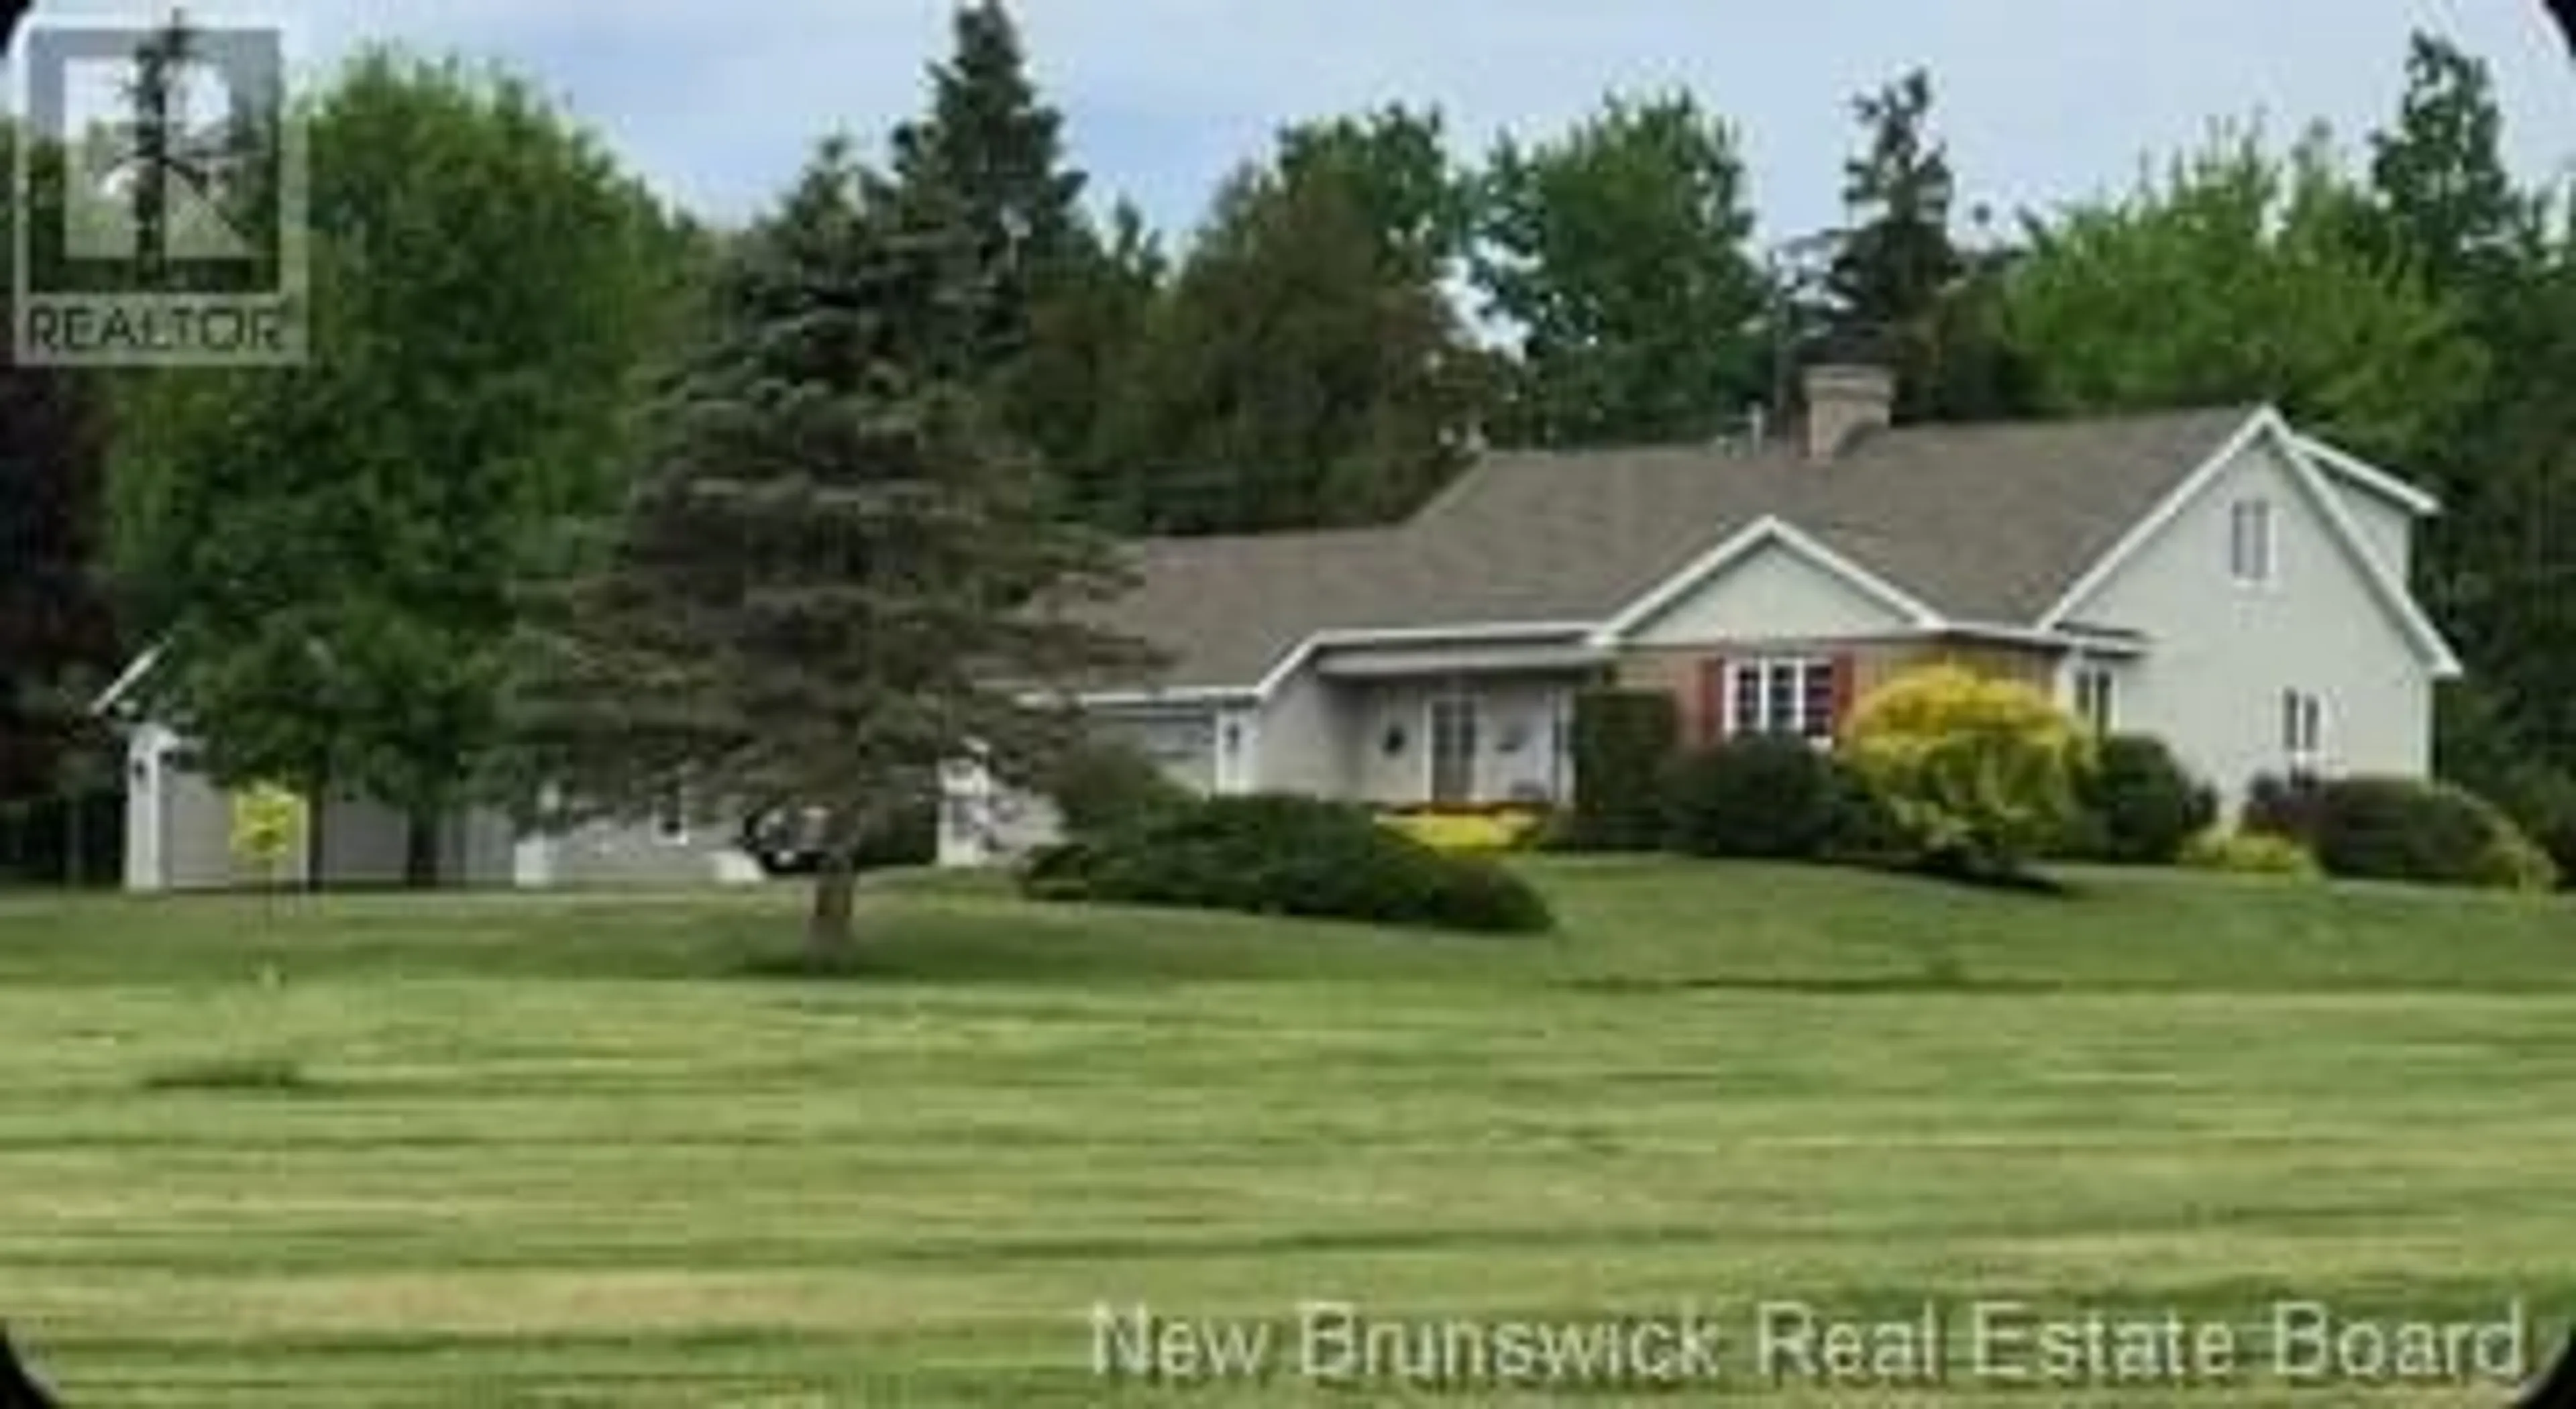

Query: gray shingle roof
[1097,406,2260,691]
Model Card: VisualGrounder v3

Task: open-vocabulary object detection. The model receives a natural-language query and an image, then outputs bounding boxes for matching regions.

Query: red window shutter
[1699,657,1729,746]
[1830,654,1860,732]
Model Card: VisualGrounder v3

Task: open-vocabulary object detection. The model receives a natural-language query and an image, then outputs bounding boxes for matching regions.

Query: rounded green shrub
[2275,776,2559,891]
[2466,795,2562,893]
[1565,689,1680,852]
[1020,795,1554,935]
[2240,773,2327,843]
[1045,739,1191,840]
[2072,734,2218,865]
[1661,736,1835,859]
[2481,764,2576,892]
[1821,756,1909,862]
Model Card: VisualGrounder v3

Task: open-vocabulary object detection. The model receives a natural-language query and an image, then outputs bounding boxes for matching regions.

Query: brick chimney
[1803,363,1895,462]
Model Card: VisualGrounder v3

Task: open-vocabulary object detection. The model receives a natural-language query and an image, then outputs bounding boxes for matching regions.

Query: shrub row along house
[944,365,2461,866]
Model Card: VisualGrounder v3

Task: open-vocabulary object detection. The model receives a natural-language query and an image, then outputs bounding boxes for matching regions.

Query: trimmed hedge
[1661,736,1836,859]
[1021,795,1554,935]
[1564,689,1679,852]
[2070,734,2218,866]
[2242,773,2559,891]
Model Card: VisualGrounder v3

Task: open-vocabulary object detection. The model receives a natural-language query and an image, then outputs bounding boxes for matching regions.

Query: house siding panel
[1627,541,1919,647]
[539,822,757,889]
[1094,708,1220,795]
[2337,484,2414,583]
[2057,437,2433,809]
[1253,671,1351,797]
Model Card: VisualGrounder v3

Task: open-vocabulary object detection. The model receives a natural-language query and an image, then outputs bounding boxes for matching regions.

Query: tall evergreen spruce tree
[891,0,1084,374]
[527,142,1146,958]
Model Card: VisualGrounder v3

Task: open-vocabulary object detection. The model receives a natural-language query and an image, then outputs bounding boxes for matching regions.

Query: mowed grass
[0,860,2571,1406]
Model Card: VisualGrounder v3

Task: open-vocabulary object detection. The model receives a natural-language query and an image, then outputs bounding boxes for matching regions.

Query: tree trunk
[62,791,84,888]
[807,849,861,963]
[404,809,443,889]
[305,789,330,893]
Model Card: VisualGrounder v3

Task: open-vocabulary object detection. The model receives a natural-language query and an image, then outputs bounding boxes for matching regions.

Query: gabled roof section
[2039,408,2463,678]
[2291,433,2443,517]
[89,644,166,718]
[1089,406,2292,693]
[1591,515,1943,646]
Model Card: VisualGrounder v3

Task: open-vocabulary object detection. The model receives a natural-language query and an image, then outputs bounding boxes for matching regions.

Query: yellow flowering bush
[1843,665,2094,879]
[229,783,309,887]
[1379,808,1548,854]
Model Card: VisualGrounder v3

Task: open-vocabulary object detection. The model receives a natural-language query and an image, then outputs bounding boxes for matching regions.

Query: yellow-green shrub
[2180,828,2323,879]
[1842,665,2093,879]
[229,783,308,887]
[1380,809,1546,854]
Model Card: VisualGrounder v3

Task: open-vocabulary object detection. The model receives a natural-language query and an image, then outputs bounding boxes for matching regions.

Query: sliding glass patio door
[1428,695,1479,807]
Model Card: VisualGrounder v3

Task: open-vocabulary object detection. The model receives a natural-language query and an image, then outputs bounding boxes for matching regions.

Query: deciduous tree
[1474,93,1770,446]
[2356,36,2576,782]
[2002,127,2483,461]
[111,50,689,885]
[1102,122,1481,533]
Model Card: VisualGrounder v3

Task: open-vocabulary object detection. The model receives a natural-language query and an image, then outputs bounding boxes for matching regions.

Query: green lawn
[1,861,2571,1406]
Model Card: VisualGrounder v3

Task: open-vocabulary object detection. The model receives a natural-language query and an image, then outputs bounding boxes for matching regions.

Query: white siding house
[934,371,2461,865]
[101,368,2463,886]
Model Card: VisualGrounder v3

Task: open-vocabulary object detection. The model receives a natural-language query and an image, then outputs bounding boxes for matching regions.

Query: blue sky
[37,0,2576,243]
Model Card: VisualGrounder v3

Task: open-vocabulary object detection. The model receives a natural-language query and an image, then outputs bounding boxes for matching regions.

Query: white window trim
[1724,657,1838,742]
[2073,664,2118,736]
[2282,689,2328,775]
[2229,496,2278,587]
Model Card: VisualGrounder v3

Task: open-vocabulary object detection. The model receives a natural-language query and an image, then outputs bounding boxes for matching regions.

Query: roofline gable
[2038,408,2463,678]
[89,643,167,719]
[2289,433,2444,518]
[1589,514,1944,648]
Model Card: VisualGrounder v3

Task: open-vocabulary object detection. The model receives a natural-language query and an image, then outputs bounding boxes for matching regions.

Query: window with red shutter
[1829,654,1860,733]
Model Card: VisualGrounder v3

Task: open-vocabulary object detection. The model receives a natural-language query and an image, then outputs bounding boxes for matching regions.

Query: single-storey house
[938,365,2461,864]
